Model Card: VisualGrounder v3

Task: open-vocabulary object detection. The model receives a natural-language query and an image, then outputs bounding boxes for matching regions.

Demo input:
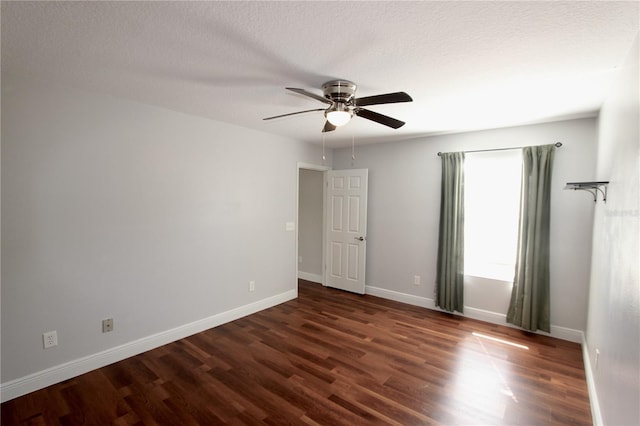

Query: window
[464,150,521,281]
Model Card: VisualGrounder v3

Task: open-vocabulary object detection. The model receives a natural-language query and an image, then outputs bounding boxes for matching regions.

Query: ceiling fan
[263,80,413,132]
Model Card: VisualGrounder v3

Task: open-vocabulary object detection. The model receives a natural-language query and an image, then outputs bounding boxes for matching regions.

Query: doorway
[297,163,329,286]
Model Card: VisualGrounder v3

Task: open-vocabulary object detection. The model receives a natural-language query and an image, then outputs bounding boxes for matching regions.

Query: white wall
[586,35,639,426]
[298,169,323,281]
[334,118,597,339]
[0,80,328,398]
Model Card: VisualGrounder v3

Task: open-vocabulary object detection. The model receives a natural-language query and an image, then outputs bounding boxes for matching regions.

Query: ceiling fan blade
[263,108,326,121]
[322,121,336,133]
[355,108,406,129]
[286,87,333,104]
[355,92,413,107]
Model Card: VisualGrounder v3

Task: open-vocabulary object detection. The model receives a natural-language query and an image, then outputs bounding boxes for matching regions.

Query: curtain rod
[437,142,562,157]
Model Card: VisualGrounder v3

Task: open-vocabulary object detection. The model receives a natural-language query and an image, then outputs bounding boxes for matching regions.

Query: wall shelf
[564,181,609,203]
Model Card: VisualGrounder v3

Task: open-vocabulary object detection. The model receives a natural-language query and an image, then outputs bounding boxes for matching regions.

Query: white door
[325,169,368,294]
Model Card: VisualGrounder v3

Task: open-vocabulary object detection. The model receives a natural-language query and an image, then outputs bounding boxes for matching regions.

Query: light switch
[286,222,295,231]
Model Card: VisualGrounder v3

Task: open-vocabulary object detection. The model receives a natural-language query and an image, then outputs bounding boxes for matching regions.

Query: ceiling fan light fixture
[325,104,353,127]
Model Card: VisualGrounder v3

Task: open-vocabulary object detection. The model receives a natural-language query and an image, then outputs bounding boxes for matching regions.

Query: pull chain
[322,133,326,161]
[351,134,356,161]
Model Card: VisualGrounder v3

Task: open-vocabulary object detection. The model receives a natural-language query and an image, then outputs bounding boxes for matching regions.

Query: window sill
[464,272,513,283]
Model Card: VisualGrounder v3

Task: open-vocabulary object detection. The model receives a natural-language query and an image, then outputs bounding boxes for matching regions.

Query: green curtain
[436,152,465,313]
[507,144,555,332]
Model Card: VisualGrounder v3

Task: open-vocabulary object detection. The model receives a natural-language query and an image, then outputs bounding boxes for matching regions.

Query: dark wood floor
[2,280,592,425]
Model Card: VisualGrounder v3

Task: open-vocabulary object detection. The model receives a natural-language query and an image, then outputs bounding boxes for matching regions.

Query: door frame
[296,162,331,289]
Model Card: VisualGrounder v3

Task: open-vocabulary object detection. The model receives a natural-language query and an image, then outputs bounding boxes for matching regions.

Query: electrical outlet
[414,275,421,286]
[43,331,58,349]
[102,318,114,333]
[249,280,255,292]
[595,349,600,369]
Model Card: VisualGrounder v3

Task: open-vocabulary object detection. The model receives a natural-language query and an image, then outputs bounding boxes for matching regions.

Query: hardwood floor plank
[2,279,592,425]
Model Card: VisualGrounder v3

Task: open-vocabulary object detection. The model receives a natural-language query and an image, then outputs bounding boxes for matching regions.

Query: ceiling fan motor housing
[322,80,357,104]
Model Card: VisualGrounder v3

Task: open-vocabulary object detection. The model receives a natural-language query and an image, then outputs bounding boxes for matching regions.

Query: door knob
[354,236,366,241]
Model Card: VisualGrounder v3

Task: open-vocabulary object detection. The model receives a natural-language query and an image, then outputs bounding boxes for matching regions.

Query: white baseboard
[365,285,433,309]
[298,271,323,284]
[365,285,583,343]
[0,289,297,403]
[582,334,603,426]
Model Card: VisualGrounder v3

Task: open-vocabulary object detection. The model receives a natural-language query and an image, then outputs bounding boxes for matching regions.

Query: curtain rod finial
[437,152,442,156]
[555,142,562,148]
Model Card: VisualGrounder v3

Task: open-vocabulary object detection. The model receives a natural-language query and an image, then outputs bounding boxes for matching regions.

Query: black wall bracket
[564,181,609,203]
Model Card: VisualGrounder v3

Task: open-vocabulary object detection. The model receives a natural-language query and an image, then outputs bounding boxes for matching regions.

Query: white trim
[365,285,583,343]
[464,306,507,324]
[298,271,323,284]
[365,285,433,309]
[582,333,603,426]
[0,289,296,403]
[545,325,584,344]
[297,162,330,172]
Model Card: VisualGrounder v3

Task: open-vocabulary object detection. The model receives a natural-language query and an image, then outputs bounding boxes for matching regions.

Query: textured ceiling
[2,1,638,147]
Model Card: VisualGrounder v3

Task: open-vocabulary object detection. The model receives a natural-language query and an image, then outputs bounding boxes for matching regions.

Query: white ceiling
[2,1,638,148]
